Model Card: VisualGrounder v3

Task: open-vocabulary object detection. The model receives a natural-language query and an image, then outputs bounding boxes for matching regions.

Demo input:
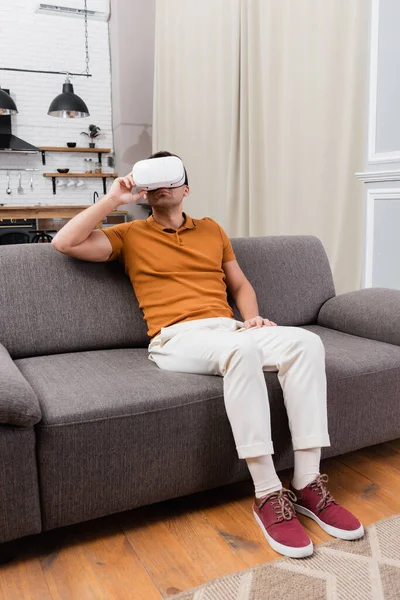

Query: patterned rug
[169,515,400,600]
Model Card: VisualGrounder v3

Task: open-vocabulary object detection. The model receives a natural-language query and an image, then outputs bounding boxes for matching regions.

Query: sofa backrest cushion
[0,244,149,358]
[230,235,335,325]
[0,235,335,358]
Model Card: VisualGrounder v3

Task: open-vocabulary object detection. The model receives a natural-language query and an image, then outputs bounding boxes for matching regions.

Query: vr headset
[132,156,186,191]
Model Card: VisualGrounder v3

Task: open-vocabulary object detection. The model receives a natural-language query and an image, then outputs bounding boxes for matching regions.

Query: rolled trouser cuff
[236,440,274,459]
[292,434,331,451]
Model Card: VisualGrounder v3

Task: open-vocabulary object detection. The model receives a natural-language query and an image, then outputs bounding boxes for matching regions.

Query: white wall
[0,0,113,206]
[357,0,400,289]
[375,0,400,154]
[109,0,155,220]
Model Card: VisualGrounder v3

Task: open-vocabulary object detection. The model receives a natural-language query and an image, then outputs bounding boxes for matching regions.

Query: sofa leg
[0,540,17,565]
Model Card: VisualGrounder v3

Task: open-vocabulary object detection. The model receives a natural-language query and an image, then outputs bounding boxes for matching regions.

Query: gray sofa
[1,236,399,552]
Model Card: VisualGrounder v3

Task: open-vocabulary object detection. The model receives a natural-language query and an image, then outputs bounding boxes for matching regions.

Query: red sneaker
[291,474,364,540]
[253,488,313,558]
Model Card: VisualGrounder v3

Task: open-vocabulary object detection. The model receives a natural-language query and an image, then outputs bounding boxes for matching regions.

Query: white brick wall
[0,0,114,206]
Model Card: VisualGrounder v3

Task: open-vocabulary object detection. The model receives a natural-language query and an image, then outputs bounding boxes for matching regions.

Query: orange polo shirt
[102,213,236,339]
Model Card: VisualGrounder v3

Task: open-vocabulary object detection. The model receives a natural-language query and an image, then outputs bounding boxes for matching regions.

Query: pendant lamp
[48,0,90,118]
[0,87,18,115]
[48,75,89,118]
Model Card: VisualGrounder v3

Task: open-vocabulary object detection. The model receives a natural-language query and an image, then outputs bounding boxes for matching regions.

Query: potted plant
[81,124,102,148]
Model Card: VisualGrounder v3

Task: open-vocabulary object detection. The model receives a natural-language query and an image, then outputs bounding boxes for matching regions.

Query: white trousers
[148,317,331,459]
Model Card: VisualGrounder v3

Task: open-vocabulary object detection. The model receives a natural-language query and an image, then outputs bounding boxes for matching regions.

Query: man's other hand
[244,316,277,328]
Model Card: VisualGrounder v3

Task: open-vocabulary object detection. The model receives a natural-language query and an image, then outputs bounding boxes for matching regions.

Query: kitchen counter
[0,205,127,220]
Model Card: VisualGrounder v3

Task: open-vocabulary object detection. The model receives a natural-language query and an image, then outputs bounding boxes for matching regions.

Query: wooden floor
[1,439,400,600]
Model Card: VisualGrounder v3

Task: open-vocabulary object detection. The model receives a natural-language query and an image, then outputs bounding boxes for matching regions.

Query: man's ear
[183,185,190,197]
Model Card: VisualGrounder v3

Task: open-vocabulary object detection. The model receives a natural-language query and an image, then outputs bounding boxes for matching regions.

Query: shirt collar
[146,212,196,231]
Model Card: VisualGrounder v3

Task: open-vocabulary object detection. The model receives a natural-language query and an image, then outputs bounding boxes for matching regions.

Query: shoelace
[258,488,297,521]
[309,474,337,511]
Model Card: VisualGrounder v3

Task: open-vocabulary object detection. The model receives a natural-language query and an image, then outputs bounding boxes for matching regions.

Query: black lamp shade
[48,81,89,118]
[0,88,18,115]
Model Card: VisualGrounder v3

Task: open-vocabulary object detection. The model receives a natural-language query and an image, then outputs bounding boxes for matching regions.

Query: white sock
[291,448,321,490]
[246,455,282,499]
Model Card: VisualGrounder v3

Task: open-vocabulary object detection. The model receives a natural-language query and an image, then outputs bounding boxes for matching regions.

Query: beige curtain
[153,0,369,293]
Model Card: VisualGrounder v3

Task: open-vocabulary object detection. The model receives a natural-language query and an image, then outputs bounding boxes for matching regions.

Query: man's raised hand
[108,172,147,205]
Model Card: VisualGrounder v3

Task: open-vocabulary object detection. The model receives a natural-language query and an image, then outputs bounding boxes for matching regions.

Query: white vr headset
[132,156,186,191]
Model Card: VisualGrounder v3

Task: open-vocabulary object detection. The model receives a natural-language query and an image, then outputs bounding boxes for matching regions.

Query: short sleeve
[217,223,236,263]
[101,222,132,262]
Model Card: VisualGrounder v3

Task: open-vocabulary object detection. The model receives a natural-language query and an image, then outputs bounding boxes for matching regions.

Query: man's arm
[223,260,277,328]
[52,173,146,262]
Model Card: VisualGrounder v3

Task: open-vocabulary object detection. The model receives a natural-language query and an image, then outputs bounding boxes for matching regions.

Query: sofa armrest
[0,344,41,426]
[318,288,400,346]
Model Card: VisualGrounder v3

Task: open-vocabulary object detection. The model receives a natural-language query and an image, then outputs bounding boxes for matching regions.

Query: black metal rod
[0,68,92,77]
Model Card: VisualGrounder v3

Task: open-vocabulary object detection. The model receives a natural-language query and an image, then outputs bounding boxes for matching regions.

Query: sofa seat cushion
[15,348,228,426]
[15,326,400,427]
[303,324,400,377]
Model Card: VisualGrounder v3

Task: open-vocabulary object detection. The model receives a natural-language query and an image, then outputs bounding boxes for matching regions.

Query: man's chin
[149,196,173,205]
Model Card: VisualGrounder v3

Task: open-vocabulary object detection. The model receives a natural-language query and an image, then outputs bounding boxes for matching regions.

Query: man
[52,151,364,559]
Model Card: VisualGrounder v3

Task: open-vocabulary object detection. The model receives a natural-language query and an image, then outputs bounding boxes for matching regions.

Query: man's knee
[291,328,325,357]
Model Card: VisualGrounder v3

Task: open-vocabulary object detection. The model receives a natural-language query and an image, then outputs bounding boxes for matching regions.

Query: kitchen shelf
[43,172,118,195]
[38,146,112,166]
[43,173,117,177]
